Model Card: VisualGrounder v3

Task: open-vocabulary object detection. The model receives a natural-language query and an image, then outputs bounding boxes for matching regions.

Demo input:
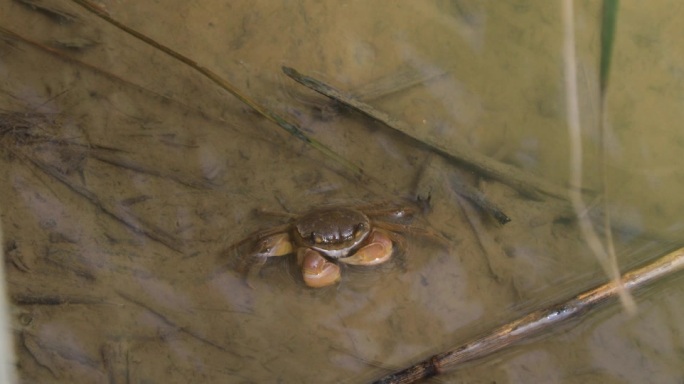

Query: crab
[231,203,429,288]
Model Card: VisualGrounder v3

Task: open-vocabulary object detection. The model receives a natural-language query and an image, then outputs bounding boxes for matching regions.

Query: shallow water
[1,1,683,383]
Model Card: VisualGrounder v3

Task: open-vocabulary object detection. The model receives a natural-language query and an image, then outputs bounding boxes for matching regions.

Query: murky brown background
[1,1,683,383]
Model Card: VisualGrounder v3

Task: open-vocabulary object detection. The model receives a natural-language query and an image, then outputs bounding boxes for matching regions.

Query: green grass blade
[600,0,620,95]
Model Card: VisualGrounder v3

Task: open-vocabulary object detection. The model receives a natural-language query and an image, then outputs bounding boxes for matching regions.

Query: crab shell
[292,208,371,259]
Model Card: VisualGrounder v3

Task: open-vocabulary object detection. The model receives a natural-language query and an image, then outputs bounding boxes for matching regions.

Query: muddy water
[1,1,683,383]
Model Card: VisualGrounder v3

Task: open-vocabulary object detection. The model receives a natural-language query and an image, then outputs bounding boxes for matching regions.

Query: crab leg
[339,229,394,266]
[298,248,341,288]
[254,232,294,257]
[236,232,294,279]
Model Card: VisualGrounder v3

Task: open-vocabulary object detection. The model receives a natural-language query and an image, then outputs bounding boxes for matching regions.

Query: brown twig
[372,245,684,383]
[352,69,446,103]
[13,294,103,306]
[282,66,570,200]
[0,25,217,122]
[448,175,511,225]
[69,0,369,183]
[296,68,445,119]
[413,154,510,225]
[24,155,184,253]
[89,149,217,190]
[16,0,79,23]
[116,290,241,358]
[1,110,184,252]
[455,195,511,284]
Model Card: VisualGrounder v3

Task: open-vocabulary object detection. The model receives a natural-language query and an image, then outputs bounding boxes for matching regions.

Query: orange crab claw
[256,233,294,257]
[298,248,341,288]
[339,229,393,266]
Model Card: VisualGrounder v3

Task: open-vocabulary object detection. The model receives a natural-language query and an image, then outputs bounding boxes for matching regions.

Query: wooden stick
[282,66,570,200]
[372,245,684,383]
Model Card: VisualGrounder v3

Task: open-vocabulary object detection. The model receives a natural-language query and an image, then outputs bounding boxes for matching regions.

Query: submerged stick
[352,69,446,103]
[282,66,569,200]
[69,0,367,181]
[299,68,446,118]
[24,155,184,253]
[414,154,510,225]
[449,176,510,225]
[372,245,684,383]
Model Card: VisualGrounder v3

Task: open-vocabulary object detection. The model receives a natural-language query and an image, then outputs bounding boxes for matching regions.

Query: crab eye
[312,233,324,244]
[354,223,366,238]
